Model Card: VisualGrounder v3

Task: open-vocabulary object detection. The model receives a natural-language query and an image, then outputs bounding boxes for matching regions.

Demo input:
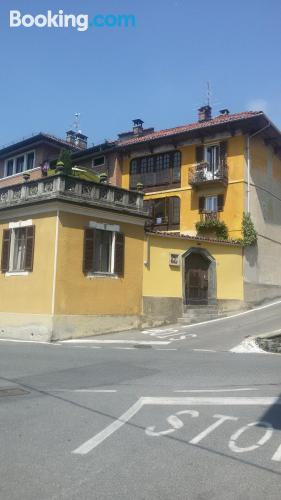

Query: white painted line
[229,421,273,453]
[55,389,117,393]
[190,414,238,444]
[272,444,281,462]
[112,347,136,350]
[143,397,281,406]
[193,349,216,352]
[178,298,281,329]
[72,396,281,454]
[72,397,144,455]
[174,388,258,393]
[155,348,177,351]
[62,339,170,345]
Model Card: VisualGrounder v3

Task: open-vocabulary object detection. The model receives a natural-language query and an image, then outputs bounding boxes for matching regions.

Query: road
[0,301,281,500]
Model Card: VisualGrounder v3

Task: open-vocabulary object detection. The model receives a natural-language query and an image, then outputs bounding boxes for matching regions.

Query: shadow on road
[259,393,281,430]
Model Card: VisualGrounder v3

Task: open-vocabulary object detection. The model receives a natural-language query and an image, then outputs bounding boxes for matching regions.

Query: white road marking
[63,339,170,345]
[190,414,238,444]
[55,389,117,393]
[229,421,273,453]
[174,388,258,393]
[72,398,144,455]
[146,409,199,437]
[193,349,216,352]
[155,348,177,351]
[72,396,281,455]
[112,347,136,350]
[272,443,281,462]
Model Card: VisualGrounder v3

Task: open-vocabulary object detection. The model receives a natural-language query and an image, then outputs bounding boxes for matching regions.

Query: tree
[58,149,73,176]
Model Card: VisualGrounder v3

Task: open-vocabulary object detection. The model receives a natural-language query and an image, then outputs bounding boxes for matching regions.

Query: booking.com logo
[9,10,136,31]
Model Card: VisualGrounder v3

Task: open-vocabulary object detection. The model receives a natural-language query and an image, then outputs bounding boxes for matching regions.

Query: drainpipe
[246,123,270,213]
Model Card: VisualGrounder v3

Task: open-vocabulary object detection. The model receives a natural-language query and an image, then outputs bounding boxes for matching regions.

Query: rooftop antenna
[206,81,211,107]
[73,112,81,134]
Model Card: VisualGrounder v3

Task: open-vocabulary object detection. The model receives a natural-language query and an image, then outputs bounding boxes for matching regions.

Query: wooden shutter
[1,229,11,273]
[24,226,35,271]
[220,141,227,166]
[114,232,124,276]
[199,196,205,213]
[83,228,95,273]
[196,146,204,163]
[169,197,180,225]
[217,194,224,212]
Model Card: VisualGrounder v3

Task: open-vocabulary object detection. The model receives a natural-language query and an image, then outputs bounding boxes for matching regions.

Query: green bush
[242,212,257,246]
[195,219,228,240]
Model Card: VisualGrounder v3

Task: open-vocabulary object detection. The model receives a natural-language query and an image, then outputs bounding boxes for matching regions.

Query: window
[145,196,180,230]
[130,151,181,189]
[195,142,227,178]
[206,145,220,173]
[92,156,105,168]
[4,150,36,177]
[83,228,124,276]
[199,195,224,213]
[16,156,25,174]
[27,152,35,170]
[1,226,35,273]
[7,160,14,177]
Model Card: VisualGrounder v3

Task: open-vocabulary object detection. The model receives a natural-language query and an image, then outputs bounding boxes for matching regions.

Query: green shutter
[217,194,224,212]
[199,196,205,213]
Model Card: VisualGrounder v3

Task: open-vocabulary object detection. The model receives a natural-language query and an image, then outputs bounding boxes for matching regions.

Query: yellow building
[0,174,148,340]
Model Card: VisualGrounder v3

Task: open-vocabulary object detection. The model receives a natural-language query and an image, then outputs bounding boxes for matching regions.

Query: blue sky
[0,0,280,147]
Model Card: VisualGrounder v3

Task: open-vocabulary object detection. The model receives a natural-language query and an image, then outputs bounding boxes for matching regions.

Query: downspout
[246,123,270,213]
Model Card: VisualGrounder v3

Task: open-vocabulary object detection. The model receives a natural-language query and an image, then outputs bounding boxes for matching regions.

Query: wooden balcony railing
[188,162,228,187]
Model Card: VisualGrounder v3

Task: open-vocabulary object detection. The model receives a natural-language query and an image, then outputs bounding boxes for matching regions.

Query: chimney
[66,130,76,145]
[75,132,88,149]
[198,105,212,122]
[133,118,144,135]
[219,108,230,116]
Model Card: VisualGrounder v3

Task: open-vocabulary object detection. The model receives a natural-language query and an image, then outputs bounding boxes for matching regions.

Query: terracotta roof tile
[118,111,263,147]
[146,230,242,246]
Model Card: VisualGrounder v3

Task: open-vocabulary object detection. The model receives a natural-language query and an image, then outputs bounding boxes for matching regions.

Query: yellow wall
[121,135,245,239]
[0,213,57,314]
[54,211,144,316]
[143,235,244,301]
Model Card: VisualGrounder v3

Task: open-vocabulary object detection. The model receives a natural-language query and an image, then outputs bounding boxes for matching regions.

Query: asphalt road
[0,301,281,500]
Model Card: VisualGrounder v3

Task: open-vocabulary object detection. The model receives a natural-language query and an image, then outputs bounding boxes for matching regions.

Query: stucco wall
[54,211,145,316]
[121,135,245,239]
[244,136,281,301]
[143,235,244,301]
[0,212,57,314]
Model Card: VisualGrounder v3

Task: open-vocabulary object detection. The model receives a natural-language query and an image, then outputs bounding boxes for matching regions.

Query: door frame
[182,247,217,306]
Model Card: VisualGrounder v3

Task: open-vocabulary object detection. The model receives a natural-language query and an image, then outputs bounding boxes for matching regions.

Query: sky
[0,0,281,148]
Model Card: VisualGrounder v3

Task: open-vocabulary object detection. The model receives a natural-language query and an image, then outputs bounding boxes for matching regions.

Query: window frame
[4,150,36,178]
[1,223,35,275]
[145,196,180,230]
[130,151,181,190]
[83,226,125,277]
[92,155,105,168]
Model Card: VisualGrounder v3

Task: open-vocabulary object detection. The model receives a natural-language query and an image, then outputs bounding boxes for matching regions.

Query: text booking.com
[10,10,136,31]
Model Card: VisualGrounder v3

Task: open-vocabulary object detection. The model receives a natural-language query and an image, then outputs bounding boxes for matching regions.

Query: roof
[118,111,263,148]
[146,230,242,246]
[0,132,81,158]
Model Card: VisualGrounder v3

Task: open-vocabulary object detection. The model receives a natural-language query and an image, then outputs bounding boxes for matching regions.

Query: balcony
[188,162,228,188]
[200,211,220,222]
[0,174,148,217]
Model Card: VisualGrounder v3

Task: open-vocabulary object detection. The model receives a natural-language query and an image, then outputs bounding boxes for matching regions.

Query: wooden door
[185,253,209,305]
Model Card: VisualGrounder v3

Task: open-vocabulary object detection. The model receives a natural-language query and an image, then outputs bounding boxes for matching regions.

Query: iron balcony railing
[200,211,220,222]
[188,162,228,187]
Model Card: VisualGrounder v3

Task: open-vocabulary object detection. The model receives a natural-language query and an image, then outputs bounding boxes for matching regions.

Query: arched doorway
[183,249,217,305]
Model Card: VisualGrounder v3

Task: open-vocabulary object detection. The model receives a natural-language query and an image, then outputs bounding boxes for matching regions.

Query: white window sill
[5,271,29,277]
[86,273,119,279]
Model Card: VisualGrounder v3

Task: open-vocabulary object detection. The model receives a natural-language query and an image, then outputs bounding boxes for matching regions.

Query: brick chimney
[66,130,76,145]
[198,105,212,122]
[75,132,88,149]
